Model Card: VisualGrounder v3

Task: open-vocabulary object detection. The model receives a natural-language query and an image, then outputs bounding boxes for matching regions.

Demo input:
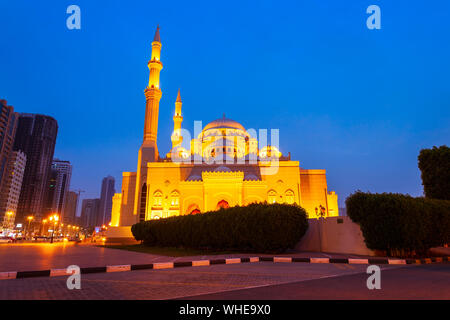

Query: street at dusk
[1,243,448,300]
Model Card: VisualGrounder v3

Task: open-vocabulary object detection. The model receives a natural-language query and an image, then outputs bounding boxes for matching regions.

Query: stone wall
[295,216,375,256]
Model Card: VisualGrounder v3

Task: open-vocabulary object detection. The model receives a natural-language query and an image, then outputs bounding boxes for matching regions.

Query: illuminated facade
[111,26,338,230]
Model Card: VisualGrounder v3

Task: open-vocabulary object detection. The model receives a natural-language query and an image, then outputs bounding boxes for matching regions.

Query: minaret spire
[176,88,182,103]
[171,89,184,149]
[143,25,163,144]
[153,25,161,43]
[135,25,163,221]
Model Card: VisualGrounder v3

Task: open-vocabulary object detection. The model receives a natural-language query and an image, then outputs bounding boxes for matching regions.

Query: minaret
[143,25,163,149]
[171,89,183,149]
[134,25,163,222]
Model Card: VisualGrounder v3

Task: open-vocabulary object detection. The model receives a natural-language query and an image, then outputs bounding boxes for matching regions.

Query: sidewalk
[0,242,380,272]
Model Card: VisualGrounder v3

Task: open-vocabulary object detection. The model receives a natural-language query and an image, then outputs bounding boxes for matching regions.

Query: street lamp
[41,219,48,237]
[4,211,13,230]
[26,216,34,240]
[315,205,326,252]
[49,214,59,243]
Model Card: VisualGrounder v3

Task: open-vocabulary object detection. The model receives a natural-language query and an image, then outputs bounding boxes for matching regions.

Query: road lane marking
[153,262,174,269]
[274,257,292,263]
[225,258,241,264]
[192,260,210,267]
[107,265,131,272]
[349,258,369,264]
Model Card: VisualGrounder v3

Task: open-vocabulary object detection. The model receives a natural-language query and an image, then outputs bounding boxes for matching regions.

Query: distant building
[0,100,18,200]
[98,176,115,226]
[13,114,58,223]
[43,168,58,217]
[80,198,100,228]
[339,207,347,216]
[0,151,26,230]
[110,193,122,227]
[63,191,78,225]
[44,159,72,218]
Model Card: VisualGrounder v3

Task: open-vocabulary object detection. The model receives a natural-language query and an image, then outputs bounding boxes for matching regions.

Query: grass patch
[100,244,237,257]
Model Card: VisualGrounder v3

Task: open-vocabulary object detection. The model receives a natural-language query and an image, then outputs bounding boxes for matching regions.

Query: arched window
[152,191,163,208]
[170,191,179,207]
[268,190,277,204]
[285,190,295,204]
[216,200,229,210]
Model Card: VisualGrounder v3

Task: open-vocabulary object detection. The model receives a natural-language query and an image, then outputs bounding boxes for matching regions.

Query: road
[182,263,450,300]
[1,261,448,300]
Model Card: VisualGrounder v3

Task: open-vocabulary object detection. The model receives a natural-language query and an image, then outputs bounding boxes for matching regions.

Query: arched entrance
[216,200,230,210]
[186,204,201,215]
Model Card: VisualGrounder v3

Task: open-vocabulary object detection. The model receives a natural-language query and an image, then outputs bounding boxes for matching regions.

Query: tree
[418,145,450,200]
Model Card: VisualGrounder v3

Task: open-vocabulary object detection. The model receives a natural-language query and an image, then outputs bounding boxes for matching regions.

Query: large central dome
[202,114,246,132]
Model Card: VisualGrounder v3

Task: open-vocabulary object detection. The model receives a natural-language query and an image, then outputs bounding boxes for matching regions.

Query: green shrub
[418,145,450,200]
[346,191,450,257]
[131,203,309,253]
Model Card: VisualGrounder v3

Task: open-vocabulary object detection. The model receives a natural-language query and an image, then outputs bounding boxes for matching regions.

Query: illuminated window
[285,190,295,204]
[268,190,277,204]
[170,191,179,207]
[153,191,163,207]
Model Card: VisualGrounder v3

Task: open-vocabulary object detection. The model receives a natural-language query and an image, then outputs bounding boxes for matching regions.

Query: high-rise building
[0,100,18,197]
[98,176,115,226]
[0,151,26,230]
[63,191,78,225]
[43,168,58,217]
[13,114,58,223]
[0,100,21,230]
[80,198,100,228]
[43,159,72,218]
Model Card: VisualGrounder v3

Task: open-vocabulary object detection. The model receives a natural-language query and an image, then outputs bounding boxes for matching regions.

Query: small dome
[244,174,259,181]
[203,114,246,132]
[214,166,232,172]
[186,174,202,181]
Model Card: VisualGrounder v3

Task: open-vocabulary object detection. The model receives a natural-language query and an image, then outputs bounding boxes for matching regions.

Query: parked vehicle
[33,236,49,242]
[0,237,13,243]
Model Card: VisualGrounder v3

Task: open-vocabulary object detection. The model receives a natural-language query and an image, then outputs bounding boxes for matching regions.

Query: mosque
[109,26,338,235]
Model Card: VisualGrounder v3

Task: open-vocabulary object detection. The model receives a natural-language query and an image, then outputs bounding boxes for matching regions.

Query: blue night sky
[1,0,449,208]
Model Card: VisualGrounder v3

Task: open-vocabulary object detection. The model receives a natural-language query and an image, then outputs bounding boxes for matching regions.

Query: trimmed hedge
[131,203,308,253]
[346,192,450,257]
[418,145,450,200]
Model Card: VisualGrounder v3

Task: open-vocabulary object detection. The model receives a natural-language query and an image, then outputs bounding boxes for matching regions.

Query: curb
[1,256,448,281]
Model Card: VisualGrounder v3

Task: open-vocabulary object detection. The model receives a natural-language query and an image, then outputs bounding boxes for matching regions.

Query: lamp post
[5,211,13,230]
[315,205,326,252]
[49,214,59,244]
[26,216,34,240]
[41,219,48,237]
